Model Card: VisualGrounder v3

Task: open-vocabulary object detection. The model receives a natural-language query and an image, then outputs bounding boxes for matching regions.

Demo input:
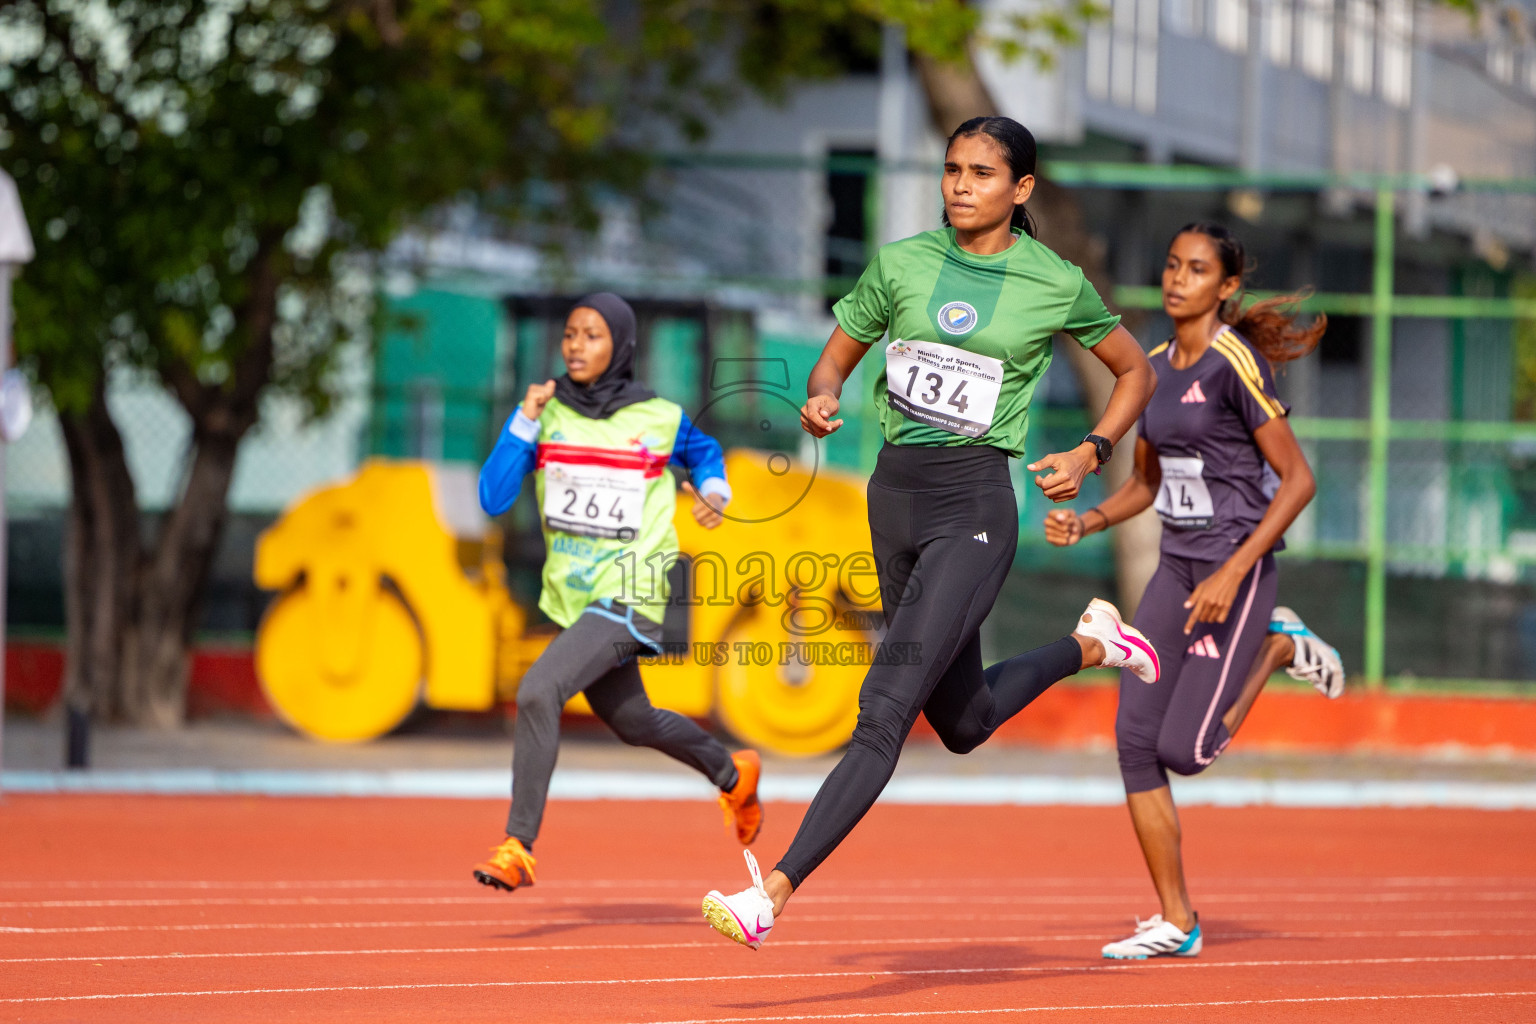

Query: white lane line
[9,889,1536,910]
[638,990,1536,1024]
[0,921,672,939]
[0,917,689,935]
[0,896,666,908]
[0,879,479,890]
[7,908,1534,927]
[8,909,1536,935]
[7,768,1536,809]
[0,874,1528,891]
[0,935,1152,964]
[5,955,1534,1004]
[5,932,1536,965]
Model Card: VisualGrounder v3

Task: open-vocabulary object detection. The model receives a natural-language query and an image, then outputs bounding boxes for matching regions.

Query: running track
[2,795,1534,1022]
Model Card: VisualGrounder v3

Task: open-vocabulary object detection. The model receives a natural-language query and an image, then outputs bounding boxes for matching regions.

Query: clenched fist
[1043,509,1086,546]
[522,379,557,420]
[682,481,726,530]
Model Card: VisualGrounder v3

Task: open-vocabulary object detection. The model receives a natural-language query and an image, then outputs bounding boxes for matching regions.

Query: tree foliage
[0,0,1009,421]
[7,1,621,420]
[0,0,1017,723]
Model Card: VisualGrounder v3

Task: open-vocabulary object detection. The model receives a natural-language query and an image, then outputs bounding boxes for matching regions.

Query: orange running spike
[472,836,537,892]
[717,750,763,845]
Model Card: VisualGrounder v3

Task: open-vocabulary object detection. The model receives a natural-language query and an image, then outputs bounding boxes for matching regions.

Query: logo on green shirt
[937,300,978,335]
[831,228,1120,458]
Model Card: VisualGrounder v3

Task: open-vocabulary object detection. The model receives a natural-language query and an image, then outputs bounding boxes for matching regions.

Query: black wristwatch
[1082,433,1113,468]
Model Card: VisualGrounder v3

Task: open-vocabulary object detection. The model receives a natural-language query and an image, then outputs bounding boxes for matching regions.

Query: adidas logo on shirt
[973,532,988,544]
[1180,380,1207,404]
[1186,634,1221,658]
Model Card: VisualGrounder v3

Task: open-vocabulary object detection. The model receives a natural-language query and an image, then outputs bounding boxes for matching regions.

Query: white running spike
[702,850,776,950]
[1102,914,1202,959]
[1074,598,1160,684]
[1270,606,1346,699]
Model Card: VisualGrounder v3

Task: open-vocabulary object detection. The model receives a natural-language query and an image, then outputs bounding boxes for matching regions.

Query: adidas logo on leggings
[1186,634,1221,658]
[973,532,988,543]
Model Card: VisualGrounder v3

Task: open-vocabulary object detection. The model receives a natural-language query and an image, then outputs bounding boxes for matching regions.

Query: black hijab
[553,292,657,419]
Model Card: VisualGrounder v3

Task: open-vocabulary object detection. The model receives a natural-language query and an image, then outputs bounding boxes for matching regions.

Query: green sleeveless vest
[533,397,684,627]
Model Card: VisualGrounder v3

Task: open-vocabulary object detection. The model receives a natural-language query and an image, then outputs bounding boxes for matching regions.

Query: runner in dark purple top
[1044,222,1342,960]
[1136,325,1289,561]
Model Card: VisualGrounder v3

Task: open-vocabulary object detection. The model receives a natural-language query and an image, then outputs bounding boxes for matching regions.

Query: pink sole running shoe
[701,850,775,950]
[1075,598,1160,683]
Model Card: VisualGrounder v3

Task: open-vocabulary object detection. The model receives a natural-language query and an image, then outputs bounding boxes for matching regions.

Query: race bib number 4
[884,339,1005,438]
[542,462,645,541]
[1154,455,1215,529]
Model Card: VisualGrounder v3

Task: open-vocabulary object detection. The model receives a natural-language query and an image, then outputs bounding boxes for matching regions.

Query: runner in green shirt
[702,116,1160,950]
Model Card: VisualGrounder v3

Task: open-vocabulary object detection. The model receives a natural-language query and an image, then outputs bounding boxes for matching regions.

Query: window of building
[1487,6,1532,86]
[823,148,874,312]
[1298,0,1334,79]
[1267,0,1295,66]
[1112,0,1140,105]
[1379,0,1413,106]
[1346,0,1376,93]
[1165,0,1204,36]
[1087,0,1159,112]
[1086,21,1111,100]
[1488,38,1515,83]
[1135,0,1161,110]
[1213,0,1249,51]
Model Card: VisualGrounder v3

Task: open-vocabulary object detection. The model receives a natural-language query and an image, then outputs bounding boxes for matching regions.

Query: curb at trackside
[3,770,1536,809]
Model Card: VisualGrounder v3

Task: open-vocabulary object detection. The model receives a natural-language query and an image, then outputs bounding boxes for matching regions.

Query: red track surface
[2,794,1534,1022]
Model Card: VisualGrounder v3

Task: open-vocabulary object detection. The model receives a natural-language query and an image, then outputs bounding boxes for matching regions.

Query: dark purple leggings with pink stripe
[1116,552,1277,793]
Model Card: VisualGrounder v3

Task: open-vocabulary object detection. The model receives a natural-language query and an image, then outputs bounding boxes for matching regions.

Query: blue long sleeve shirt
[478,407,732,517]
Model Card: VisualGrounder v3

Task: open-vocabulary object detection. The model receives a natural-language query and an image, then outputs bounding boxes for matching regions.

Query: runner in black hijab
[552,293,657,419]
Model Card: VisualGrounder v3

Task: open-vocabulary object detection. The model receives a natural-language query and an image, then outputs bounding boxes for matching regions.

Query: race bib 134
[884,339,1005,438]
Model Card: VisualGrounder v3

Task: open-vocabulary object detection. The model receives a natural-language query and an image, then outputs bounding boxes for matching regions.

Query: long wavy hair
[1174,222,1326,363]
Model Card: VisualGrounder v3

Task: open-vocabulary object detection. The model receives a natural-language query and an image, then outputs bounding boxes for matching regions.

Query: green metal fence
[641,154,1536,687]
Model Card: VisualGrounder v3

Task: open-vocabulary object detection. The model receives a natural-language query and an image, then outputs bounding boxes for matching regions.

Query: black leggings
[506,605,737,845]
[773,444,1083,887]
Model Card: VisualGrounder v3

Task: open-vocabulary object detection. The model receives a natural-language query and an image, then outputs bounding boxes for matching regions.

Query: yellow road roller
[253,452,879,755]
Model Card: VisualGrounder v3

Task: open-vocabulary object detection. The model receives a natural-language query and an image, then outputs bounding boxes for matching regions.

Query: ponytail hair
[1173,221,1326,364]
[942,116,1039,239]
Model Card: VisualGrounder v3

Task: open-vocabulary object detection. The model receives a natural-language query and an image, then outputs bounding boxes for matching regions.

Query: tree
[6,0,644,726]
[1,0,993,726]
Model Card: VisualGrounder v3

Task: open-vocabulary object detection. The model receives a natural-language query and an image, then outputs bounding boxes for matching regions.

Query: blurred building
[587,0,1536,678]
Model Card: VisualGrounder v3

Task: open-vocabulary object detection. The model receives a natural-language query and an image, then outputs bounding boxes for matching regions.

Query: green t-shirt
[832,227,1120,457]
